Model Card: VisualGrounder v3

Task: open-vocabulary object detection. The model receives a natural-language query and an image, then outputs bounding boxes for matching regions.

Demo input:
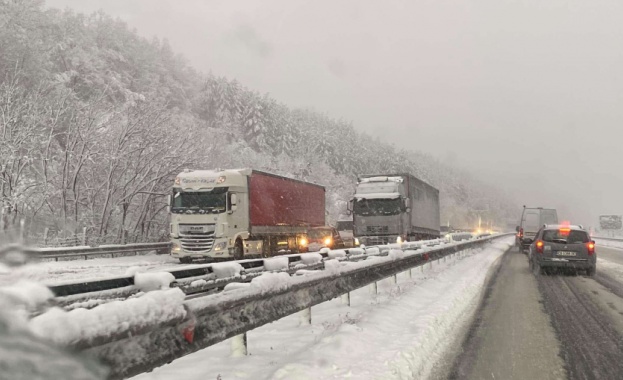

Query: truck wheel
[233,239,244,261]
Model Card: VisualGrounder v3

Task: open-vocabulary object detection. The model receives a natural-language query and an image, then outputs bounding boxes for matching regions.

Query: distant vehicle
[348,174,440,246]
[306,226,345,251]
[516,206,558,252]
[335,219,355,247]
[528,224,596,276]
[446,232,474,242]
[169,169,325,263]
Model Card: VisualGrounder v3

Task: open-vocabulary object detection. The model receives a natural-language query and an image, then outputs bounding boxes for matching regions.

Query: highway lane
[449,247,623,380]
[595,244,623,266]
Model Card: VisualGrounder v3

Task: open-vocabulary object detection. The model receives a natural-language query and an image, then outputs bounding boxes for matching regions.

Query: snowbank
[211,262,243,279]
[365,247,381,256]
[134,272,175,292]
[29,288,187,346]
[263,257,289,271]
[250,272,291,293]
[388,249,405,260]
[323,259,341,274]
[223,282,251,292]
[0,280,53,309]
[300,253,322,265]
[189,279,207,288]
[327,250,346,259]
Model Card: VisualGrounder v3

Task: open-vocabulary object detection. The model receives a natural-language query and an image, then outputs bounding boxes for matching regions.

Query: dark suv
[528,224,596,276]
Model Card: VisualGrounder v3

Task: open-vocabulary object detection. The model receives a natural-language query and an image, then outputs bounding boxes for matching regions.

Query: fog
[47,0,623,227]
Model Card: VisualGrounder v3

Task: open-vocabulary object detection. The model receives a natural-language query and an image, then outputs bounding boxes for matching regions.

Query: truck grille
[179,225,215,253]
[366,236,392,245]
[367,226,389,234]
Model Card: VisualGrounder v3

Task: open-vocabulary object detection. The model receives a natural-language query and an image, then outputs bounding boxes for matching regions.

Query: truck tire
[233,239,244,261]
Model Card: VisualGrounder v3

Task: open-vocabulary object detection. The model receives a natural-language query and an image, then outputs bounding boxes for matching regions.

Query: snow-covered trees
[0,0,517,244]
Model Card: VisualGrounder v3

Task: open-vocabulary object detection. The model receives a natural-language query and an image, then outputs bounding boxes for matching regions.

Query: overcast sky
[47,0,623,227]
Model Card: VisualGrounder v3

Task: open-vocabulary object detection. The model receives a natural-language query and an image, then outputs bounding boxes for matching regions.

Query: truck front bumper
[170,238,230,259]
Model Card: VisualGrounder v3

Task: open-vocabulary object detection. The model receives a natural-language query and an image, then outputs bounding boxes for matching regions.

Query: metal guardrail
[48,238,446,300]
[67,234,510,379]
[593,236,623,242]
[24,242,171,261]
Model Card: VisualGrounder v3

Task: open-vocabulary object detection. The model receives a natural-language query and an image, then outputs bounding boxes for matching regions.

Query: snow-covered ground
[594,237,623,250]
[597,258,623,281]
[133,237,513,380]
[4,253,180,285]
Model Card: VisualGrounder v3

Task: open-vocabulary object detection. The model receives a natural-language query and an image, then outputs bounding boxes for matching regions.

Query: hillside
[0,0,517,244]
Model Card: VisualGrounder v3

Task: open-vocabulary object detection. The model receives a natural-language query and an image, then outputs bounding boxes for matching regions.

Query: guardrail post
[81,227,87,246]
[341,292,350,306]
[19,219,25,244]
[393,274,398,285]
[299,307,311,325]
[43,228,49,246]
[369,282,378,295]
[231,333,248,357]
[408,268,412,279]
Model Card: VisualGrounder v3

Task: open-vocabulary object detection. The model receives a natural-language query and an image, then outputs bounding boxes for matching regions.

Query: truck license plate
[557,251,576,257]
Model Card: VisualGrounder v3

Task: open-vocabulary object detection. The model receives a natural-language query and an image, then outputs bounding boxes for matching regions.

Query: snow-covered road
[133,237,513,380]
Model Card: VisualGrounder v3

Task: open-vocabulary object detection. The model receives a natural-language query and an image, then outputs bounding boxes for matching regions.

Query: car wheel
[233,239,244,261]
[586,267,596,277]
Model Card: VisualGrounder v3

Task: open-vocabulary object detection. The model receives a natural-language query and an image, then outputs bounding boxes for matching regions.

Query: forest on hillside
[0,0,517,245]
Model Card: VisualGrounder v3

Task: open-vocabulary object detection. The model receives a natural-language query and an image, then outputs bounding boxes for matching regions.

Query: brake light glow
[324,237,332,246]
[536,240,544,254]
[559,228,571,235]
[587,242,595,255]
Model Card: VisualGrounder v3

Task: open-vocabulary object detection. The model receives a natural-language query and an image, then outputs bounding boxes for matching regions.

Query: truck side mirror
[167,194,171,213]
[404,198,410,209]
[346,199,353,216]
[228,193,238,213]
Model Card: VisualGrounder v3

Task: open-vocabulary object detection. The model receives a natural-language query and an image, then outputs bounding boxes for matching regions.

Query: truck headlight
[172,243,181,252]
[396,236,402,244]
[214,241,227,251]
[354,238,360,246]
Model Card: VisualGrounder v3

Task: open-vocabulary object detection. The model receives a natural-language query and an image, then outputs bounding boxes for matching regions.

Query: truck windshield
[353,198,402,216]
[171,188,227,213]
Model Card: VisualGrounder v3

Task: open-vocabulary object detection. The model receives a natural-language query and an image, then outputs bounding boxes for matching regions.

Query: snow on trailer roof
[354,192,401,200]
[359,176,404,183]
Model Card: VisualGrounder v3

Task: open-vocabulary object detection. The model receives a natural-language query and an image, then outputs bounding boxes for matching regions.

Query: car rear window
[542,229,589,244]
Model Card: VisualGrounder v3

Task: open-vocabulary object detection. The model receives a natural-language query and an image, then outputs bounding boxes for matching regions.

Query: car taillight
[587,242,595,255]
[536,240,544,254]
[519,228,523,238]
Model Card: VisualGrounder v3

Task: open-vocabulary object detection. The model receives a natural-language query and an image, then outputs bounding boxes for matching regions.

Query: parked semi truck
[170,168,325,263]
[348,174,440,245]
